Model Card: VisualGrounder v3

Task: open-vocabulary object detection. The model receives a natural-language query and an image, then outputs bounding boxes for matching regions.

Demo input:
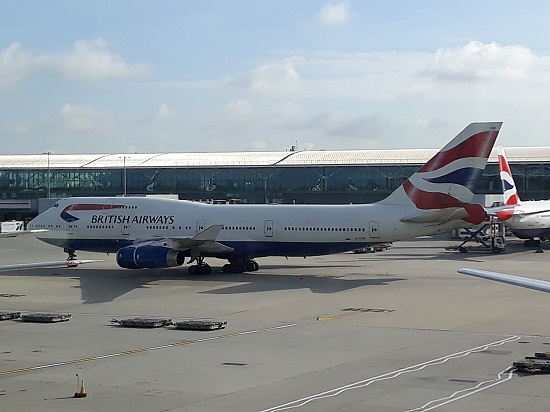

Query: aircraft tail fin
[380,122,501,220]
[498,146,520,206]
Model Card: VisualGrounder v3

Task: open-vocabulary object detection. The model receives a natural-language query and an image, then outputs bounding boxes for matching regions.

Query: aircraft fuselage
[29,196,459,259]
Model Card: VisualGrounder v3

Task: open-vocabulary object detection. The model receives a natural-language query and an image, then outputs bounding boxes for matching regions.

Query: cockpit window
[53,202,59,208]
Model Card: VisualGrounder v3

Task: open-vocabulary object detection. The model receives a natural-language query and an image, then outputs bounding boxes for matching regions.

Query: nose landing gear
[64,248,77,260]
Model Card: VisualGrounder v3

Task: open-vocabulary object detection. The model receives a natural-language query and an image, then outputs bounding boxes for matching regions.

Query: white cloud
[60,104,105,132]
[13,124,29,134]
[250,57,303,96]
[0,39,150,87]
[0,42,43,86]
[156,103,170,119]
[426,41,534,81]
[6,40,550,154]
[239,41,550,107]
[222,99,253,118]
[317,1,351,25]
[60,38,150,80]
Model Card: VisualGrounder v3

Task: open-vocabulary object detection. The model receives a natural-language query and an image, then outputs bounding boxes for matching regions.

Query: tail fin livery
[381,122,502,210]
[498,146,520,206]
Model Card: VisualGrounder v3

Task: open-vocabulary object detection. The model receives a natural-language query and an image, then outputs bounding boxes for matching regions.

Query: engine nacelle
[116,245,185,269]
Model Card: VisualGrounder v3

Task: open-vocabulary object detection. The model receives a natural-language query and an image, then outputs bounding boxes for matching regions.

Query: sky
[2,1,550,154]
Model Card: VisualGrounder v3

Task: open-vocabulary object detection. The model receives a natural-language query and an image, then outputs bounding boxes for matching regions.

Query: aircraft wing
[0,259,104,271]
[458,268,550,293]
[134,224,234,254]
[0,229,48,239]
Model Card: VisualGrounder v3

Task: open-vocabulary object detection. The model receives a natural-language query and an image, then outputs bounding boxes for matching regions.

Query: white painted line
[405,366,516,411]
[0,323,297,376]
[260,335,520,412]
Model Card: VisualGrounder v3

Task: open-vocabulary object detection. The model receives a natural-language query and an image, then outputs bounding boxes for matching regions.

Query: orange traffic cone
[74,379,87,398]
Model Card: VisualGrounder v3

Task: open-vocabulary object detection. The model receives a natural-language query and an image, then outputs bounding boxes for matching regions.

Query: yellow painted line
[0,323,297,376]
[318,308,396,321]
[317,312,362,321]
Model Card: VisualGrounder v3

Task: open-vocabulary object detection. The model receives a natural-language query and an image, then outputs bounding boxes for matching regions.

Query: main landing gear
[222,258,259,274]
[187,257,260,274]
[187,256,212,275]
[524,238,541,248]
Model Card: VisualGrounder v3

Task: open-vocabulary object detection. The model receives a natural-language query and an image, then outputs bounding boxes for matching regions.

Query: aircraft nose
[28,212,48,230]
[28,216,37,229]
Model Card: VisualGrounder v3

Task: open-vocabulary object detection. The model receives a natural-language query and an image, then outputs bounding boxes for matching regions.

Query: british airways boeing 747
[27,122,501,274]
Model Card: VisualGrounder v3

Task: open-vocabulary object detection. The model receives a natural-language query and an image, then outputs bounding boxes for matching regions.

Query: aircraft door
[196,219,205,234]
[264,220,274,241]
[369,221,380,238]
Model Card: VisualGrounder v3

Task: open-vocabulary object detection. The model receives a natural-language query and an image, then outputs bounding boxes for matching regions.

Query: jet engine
[116,245,185,269]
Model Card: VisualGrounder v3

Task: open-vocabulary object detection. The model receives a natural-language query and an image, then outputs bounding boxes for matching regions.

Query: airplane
[27,122,502,274]
[488,146,550,247]
[458,268,550,293]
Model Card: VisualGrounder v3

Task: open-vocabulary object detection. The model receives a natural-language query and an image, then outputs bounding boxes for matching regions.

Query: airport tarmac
[1,235,550,411]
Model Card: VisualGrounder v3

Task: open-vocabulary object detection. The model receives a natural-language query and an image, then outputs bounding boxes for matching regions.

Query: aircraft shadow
[0,266,405,304]
[198,274,404,295]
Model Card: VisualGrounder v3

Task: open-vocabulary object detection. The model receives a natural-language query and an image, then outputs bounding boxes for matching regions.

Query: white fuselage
[28,197,462,259]
[503,200,550,239]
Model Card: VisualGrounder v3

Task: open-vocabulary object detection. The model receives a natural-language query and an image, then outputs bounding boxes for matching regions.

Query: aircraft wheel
[188,265,197,275]
[233,262,245,273]
[200,264,212,275]
[524,239,541,248]
[458,246,467,253]
[244,260,256,272]
[222,264,233,273]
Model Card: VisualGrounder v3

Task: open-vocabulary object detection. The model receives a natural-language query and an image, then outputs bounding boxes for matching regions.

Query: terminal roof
[0,147,548,169]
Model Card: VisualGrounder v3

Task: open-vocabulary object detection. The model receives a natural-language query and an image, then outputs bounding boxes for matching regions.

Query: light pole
[123,155,127,196]
[43,152,51,198]
[119,155,128,196]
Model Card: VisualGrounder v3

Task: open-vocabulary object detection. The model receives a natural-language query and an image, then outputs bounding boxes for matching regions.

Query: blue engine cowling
[116,245,186,269]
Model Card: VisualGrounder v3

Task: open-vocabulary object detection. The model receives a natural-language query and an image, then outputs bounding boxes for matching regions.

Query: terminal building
[1,147,550,221]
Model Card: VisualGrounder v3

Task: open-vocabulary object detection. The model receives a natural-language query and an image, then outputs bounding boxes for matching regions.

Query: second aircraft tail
[498,146,521,206]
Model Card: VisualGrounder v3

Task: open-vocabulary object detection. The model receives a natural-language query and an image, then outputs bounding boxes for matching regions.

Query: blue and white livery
[28,122,501,274]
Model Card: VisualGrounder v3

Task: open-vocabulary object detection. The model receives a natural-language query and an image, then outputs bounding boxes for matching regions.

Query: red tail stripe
[498,154,512,175]
[403,181,462,209]
[418,130,498,173]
